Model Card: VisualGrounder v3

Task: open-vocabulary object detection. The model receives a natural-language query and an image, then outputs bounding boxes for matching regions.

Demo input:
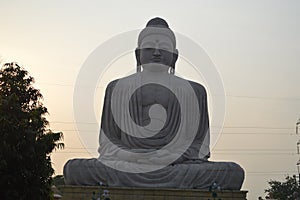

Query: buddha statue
[64,17,244,190]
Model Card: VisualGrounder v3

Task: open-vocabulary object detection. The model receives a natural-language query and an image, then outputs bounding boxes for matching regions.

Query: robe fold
[64,73,244,190]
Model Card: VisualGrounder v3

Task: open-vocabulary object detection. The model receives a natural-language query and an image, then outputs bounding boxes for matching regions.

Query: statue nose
[153,48,161,56]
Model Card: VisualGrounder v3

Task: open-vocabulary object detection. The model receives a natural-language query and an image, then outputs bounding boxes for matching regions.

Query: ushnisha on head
[136,17,178,74]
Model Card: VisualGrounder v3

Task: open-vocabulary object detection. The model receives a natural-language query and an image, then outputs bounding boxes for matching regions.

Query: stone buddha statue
[64,17,244,190]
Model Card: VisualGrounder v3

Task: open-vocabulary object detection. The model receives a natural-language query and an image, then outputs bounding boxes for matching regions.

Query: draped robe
[64,73,244,190]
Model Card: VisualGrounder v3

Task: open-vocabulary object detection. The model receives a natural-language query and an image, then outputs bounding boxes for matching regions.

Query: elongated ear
[135,48,141,67]
[171,49,179,69]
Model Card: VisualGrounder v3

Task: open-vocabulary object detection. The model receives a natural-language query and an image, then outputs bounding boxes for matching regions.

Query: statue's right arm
[98,80,135,162]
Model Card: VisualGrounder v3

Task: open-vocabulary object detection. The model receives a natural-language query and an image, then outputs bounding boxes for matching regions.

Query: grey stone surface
[58,186,248,200]
[64,17,244,190]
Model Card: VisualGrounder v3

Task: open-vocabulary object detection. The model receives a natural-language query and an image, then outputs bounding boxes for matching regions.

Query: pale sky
[1,1,300,199]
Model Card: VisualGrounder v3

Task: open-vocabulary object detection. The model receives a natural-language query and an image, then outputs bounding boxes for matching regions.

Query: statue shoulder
[188,80,207,96]
[105,73,139,91]
[106,79,119,90]
[172,76,207,97]
[189,81,207,98]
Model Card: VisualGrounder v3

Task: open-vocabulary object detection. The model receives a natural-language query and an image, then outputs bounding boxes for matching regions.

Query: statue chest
[140,85,170,108]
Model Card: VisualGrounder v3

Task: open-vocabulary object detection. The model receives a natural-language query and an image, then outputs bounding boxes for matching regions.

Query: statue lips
[151,57,162,63]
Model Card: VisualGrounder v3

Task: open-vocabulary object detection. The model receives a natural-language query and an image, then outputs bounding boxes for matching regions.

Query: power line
[226,94,300,101]
[219,126,294,130]
[52,150,298,155]
[50,130,295,136]
[213,149,296,151]
[34,82,300,101]
[50,121,295,130]
[51,129,296,135]
[246,171,297,176]
[217,132,294,135]
[213,152,296,155]
[52,152,297,156]
[61,147,297,152]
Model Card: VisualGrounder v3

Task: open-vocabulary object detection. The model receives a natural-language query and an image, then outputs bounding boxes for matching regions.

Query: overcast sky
[1,1,300,199]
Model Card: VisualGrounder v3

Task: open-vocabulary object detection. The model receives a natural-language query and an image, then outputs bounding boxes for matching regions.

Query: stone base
[58,185,247,200]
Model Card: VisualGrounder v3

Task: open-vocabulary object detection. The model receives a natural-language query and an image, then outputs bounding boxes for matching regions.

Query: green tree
[53,175,65,186]
[0,62,64,199]
[265,175,300,200]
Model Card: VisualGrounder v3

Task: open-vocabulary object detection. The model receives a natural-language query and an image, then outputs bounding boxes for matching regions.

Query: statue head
[136,17,179,74]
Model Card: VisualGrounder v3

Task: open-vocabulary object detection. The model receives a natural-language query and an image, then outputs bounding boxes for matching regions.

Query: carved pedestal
[58,185,247,200]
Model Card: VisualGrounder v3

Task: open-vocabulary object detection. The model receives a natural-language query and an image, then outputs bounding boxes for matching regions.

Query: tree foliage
[0,63,64,199]
[265,175,300,200]
[53,175,65,186]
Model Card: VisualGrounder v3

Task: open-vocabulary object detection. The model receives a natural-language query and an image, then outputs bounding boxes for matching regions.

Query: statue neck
[142,65,170,74]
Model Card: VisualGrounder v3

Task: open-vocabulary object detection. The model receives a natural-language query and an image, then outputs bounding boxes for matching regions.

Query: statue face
[139,34,176,72]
